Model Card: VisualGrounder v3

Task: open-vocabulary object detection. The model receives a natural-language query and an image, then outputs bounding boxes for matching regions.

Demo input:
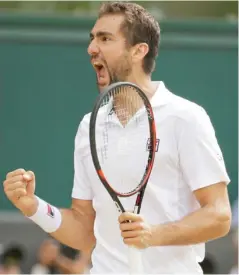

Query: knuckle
[18,168,25,174]
[3,182,7,190]
[3,186,8,194]
[6,169,25,179]
[138,222,144,229]
[3,181,10,192]
[138,214,144,221]
[6,172,11,179]
[3,180,7,187]
[119,224,124,230]
[4,187,13,196]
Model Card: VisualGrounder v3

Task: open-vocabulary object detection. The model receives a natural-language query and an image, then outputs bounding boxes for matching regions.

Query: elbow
[214,208,232,238]
[217,219,231,238]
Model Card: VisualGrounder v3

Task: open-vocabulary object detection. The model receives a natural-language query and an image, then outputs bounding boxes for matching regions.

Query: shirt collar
[150,81,173,107]
[107,81,172,115]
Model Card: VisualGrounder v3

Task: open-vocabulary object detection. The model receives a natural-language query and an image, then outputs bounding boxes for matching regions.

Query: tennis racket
[89,82,157,274]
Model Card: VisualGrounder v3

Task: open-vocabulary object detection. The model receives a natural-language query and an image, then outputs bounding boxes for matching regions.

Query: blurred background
[0,1,238,274]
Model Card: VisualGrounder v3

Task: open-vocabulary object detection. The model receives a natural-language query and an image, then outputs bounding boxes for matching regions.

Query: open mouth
[93,62,104,72]
[93,61,108,86]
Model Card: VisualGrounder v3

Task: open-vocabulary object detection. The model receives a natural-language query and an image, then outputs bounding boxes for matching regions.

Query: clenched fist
[3,169,38,216]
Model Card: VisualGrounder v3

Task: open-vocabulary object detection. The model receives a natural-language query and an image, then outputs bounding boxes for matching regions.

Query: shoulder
[77,112,91,134]
[171,94,209,123]
[163,87,213,131]
[155,82,216,137]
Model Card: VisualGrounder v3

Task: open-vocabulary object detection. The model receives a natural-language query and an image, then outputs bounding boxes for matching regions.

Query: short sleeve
[177,107,230,191]
[71,117,93,200]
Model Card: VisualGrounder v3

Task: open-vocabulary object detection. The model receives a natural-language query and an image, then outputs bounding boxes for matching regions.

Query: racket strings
[96,85,150,195]
[112,87,144,126]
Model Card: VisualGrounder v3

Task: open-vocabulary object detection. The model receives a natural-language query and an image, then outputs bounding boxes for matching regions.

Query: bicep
[193,182,232,226]
[193,182,230,209]
[71,198,96,249]
[71,198,95,222]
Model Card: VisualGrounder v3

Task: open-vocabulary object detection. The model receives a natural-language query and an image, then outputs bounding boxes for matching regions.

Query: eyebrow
[90,31,114,39]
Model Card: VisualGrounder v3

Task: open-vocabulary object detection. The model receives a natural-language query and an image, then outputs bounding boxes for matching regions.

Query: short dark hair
[98,1,160,75]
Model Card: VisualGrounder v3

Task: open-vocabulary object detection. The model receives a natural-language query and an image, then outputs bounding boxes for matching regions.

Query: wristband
[28,196,62,233]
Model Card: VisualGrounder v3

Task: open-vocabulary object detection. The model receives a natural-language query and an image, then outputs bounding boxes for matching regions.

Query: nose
[87,39,100,56]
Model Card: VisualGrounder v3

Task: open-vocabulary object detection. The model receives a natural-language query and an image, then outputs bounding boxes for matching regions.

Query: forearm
[151,204,231,246]
[51,208,95,251]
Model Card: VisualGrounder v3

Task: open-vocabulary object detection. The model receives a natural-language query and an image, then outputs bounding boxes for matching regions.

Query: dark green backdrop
[0,13,237,210]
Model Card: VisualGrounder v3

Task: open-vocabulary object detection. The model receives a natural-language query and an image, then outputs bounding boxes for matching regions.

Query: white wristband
[28,196,62,233]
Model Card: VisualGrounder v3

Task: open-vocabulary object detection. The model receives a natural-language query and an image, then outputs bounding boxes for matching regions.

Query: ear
[131,43,149,63]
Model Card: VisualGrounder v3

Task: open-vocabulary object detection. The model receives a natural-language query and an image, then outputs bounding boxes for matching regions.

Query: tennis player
[3,2,231,273]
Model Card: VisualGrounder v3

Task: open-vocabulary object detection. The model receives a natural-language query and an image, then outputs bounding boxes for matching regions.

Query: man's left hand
[118,212,153,249]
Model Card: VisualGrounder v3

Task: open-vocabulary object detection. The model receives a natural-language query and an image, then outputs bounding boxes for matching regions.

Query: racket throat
[133,193,141,214]
[133,205,139,214]
[114,199,125,213]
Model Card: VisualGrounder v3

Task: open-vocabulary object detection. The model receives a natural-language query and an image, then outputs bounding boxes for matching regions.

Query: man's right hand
[3,168,38,216]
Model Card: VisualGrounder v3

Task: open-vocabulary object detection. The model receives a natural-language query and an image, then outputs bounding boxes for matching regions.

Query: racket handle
[128,246,144,274]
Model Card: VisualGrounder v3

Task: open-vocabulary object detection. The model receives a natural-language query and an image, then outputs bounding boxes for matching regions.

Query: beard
[109,54,132,84]
[96,52,132,92]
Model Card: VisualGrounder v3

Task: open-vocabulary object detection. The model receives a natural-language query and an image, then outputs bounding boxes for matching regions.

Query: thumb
[23,171,35,182]
[23,171,35,195]
[118,212,143,223]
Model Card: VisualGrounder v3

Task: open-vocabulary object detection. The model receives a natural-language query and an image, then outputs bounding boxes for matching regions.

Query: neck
[112,74,157,127]
[125,73,157,99]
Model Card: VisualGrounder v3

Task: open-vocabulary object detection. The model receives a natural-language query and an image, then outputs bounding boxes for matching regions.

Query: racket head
[89,81,157,198]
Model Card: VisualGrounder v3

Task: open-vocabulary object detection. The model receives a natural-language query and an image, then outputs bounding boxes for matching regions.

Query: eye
[101,36,110,42]
[89,36,94,43]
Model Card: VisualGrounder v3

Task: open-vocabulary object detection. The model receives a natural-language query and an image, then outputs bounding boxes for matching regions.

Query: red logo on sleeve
[47,204,55,218]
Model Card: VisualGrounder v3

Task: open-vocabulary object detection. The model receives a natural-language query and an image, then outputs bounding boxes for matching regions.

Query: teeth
[93,62,103,69]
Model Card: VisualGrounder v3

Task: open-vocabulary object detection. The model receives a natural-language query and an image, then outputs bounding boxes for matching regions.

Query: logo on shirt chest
[146,138,160,152]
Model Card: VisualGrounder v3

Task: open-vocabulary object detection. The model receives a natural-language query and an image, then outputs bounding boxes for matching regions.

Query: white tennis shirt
[72,81,230,274]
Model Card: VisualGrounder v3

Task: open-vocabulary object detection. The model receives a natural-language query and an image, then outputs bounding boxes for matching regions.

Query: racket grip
[128,246,144,274]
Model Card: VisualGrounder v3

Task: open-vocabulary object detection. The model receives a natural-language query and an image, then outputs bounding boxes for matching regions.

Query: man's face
[88,14,132,91]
